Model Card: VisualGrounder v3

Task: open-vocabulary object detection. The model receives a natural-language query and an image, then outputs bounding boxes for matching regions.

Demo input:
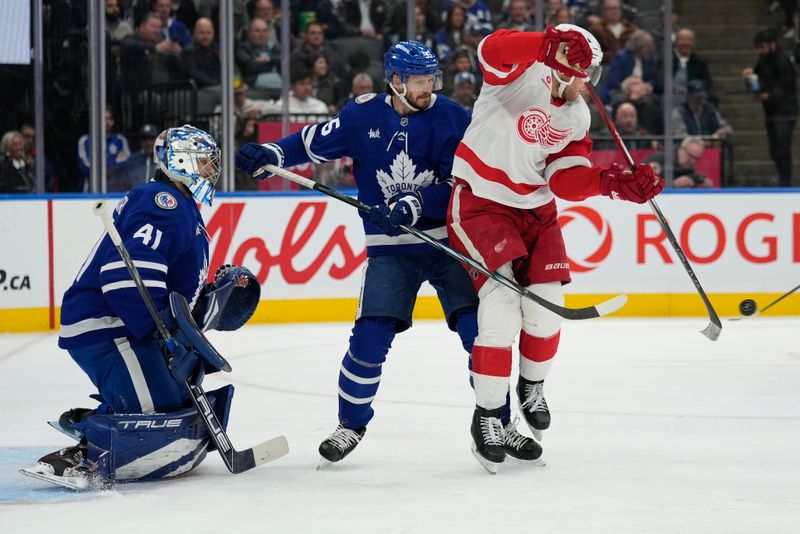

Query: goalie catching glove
[193,264,261,332]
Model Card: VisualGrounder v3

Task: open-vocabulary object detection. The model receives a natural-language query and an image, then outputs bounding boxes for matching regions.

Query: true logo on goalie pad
[118,419,183,430]
[155,192,178,210]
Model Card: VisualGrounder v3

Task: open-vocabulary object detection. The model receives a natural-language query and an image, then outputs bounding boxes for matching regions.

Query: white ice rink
[1,317,798,533]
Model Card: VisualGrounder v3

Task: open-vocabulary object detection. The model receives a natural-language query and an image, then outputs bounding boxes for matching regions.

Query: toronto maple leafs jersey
[452,30,593,209]
[59,178,209,349]
[271,92,471,256]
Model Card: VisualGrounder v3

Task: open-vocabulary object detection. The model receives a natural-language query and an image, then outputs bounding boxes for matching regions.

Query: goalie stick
[255,165,627,321]
[92,200,288,473]
[584,85,722,341]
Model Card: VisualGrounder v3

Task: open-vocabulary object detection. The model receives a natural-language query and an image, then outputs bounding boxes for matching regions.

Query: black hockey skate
[470,406,505,474]
[19,444,94,490]
[503,416,543,461]
[517,377,550,441]
[317,424,367,469]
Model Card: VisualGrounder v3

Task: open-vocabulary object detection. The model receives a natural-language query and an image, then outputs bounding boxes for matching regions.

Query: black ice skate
[317,424,367,469]
[517,377,550,441]
[470,406,505,474]
[19,444,94,490]
[503,416,543,461]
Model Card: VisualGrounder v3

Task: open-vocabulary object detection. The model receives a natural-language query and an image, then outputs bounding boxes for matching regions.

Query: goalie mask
[551,24,603,98]
[154,125,221,206]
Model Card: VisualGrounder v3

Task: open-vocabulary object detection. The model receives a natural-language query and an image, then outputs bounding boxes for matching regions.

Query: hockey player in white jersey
[447,25,665,473]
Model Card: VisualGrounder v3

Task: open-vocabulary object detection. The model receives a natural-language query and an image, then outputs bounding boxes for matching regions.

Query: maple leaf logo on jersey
[516,107,573,149]
[375,150,435,199]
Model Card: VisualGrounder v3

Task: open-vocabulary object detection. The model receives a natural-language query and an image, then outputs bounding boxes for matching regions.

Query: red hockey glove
[540,25,592,78]
[600,162,665,204]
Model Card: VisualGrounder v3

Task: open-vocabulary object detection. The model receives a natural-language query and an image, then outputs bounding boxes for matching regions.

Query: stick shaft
[584,86,722,340]
[262,165,627,320]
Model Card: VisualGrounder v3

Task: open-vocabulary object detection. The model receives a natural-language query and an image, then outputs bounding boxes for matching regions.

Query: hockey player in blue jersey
[21,125,260,490]
[237,41,542,466]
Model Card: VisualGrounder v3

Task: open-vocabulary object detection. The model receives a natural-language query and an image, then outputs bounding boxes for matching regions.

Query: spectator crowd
[1,0,797,193]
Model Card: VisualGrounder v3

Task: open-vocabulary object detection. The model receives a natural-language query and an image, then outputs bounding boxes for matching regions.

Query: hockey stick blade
[229,436,290,473]
[259,164,627,320]
[93,200,288,474]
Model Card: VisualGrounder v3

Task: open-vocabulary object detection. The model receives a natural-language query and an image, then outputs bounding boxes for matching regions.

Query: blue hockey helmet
[154,125,221,206]
[383,41,443,90]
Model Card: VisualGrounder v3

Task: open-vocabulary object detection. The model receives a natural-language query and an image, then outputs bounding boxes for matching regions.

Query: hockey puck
[739,299,757,316]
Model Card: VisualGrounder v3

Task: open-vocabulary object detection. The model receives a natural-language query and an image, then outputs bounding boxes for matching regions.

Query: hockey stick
[255,164,626,320]
[92,200,288,473]
[584,86,722,341]
[729,282,800,320]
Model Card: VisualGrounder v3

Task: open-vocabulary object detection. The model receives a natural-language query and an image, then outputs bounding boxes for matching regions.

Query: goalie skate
[19,445,96,491]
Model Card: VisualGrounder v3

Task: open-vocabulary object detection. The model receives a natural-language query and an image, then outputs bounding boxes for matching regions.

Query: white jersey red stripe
[452,29,594,209]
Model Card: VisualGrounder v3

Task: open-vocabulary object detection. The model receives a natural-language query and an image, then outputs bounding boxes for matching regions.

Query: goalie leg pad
[73,385,233,481]
[337,317,396,429]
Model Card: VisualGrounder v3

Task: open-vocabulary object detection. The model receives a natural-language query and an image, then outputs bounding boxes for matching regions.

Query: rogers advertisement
[0,192,797,331]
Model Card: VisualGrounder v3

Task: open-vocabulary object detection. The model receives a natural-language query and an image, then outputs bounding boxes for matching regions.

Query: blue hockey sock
[337,317,396,429]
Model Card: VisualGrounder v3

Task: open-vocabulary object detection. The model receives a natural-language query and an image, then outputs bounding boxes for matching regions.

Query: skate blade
[19,466,90,491]
[532,429,543,441]
[316,457,334,471]
[507,456,547,467]
[470,443,502,475]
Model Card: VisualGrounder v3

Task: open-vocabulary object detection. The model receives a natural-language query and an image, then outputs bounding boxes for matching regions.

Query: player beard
[408,92,432,109]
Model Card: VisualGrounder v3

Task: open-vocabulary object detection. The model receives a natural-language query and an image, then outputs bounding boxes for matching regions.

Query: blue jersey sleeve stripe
[301,124,328,163]
[100,260,168,273]
[101,280,167,293]
[60,315,125,338]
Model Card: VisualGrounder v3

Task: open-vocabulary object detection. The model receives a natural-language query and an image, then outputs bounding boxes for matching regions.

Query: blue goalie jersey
[58,180,209,349]
[273,92,471,256]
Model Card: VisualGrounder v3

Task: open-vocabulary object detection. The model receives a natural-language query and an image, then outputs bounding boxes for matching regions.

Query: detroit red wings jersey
[452,31,593,209]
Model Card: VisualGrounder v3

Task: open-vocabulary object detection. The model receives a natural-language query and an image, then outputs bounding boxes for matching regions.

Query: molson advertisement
[0,192,797,332]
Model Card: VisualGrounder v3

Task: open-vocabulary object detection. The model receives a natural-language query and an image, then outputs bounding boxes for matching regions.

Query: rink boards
[0,190,798,332]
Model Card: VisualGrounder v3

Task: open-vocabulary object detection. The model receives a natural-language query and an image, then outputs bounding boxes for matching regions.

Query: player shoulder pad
[355,92,377,104]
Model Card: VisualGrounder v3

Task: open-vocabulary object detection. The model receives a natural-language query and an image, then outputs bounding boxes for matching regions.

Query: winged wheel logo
[516,107,573,149]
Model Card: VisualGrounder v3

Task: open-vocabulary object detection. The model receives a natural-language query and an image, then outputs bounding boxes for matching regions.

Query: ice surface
[1,318,799,533]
